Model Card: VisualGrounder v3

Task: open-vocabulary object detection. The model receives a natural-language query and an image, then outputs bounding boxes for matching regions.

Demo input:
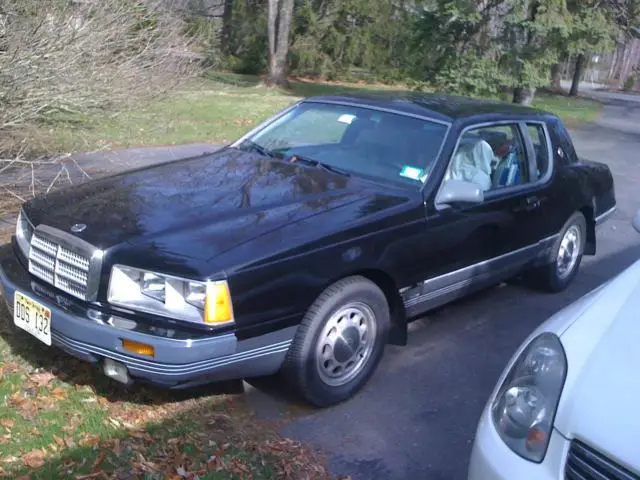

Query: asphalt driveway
[244,90,640,479]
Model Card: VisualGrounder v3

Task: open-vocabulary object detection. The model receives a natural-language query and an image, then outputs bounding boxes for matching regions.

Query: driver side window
[446,124,529,192]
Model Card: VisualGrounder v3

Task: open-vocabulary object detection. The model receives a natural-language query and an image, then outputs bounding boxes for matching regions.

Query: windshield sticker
[338,114,356,124]
[399,165,424,180]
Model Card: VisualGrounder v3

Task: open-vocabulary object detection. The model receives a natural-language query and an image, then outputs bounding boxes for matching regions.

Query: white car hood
[554,259,640,471]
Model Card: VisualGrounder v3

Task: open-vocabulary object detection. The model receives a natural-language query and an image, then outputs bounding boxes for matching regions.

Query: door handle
[514,195,541,212]
[525,196,540,208]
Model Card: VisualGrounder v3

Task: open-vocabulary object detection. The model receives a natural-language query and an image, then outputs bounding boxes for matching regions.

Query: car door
[403,120,547,317]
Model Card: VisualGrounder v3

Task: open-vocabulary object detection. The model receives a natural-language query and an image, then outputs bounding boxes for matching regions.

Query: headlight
[15,209,33,257]
[107,265,234,326]
[491,333,567,462]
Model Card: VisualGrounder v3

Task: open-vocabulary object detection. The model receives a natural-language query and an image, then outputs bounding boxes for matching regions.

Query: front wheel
[524,211,587,293]
[283,276,390,407]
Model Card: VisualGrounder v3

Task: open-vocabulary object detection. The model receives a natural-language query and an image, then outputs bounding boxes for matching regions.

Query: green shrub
[624,74,637,91]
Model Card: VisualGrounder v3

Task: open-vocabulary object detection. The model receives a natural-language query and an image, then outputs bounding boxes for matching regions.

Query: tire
[524,211,587,293]
[283,276,390,407]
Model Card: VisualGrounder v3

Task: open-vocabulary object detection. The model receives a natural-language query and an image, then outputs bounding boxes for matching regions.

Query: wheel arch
[580,203,596,256]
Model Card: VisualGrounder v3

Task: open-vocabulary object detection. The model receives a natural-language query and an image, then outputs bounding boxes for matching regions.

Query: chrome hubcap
[316,302,377,387]
[557,225,581,279]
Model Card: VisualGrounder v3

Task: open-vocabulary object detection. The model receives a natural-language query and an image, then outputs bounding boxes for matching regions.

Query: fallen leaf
[79,433,101,447]
[8,392,25,406]
[30,371,55,387]
[75,472,104,480]
[53,435,65,447]
[51,387,67,400]
[23,449,46,468]
[113,438,121,456]
[91,451,107,470]
[0,419,15,429]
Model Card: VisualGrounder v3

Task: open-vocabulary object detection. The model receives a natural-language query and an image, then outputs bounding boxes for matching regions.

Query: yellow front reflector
[122,339,155,357]
[204,282,233,325]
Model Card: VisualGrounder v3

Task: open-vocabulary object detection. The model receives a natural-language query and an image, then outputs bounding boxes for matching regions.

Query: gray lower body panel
[402,234,558,318]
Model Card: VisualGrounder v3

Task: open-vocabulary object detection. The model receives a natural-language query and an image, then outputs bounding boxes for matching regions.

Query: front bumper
[0,244,295,388]
[468,402,571,480]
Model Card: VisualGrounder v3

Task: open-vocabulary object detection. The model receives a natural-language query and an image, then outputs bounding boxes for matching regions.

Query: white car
[468,210,640,479]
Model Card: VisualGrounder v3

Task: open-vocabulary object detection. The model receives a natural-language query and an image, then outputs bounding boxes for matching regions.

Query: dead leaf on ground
[51,386,67,400]
[79,433,101,447]
[30,371,55,387]
[75,472,105,480]
[91,451,107,471]
[23,449,46,468]
[0,419,15,429]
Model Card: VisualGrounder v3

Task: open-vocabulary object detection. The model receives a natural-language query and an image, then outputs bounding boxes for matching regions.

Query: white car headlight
[491,332,567,462]
[15,209,33,257]
[108,265,234,326]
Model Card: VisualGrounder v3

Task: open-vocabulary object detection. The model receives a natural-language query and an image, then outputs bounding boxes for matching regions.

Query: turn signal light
[122,339,155,357]
[204,282,234,325]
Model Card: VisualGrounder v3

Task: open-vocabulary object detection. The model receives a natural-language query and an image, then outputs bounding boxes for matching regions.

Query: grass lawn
[44,72,602,154]
[0,309,328,479]
[0,71,602,478]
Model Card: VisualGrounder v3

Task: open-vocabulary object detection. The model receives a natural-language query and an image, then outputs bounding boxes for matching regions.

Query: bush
[0,0,199,156]
[624,74,637,91]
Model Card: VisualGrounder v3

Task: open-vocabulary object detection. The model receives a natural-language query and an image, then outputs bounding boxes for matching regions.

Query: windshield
[240,102,449,187]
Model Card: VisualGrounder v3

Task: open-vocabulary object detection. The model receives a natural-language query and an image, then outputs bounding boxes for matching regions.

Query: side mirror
[436,179,484,207]
[633,209,640,233]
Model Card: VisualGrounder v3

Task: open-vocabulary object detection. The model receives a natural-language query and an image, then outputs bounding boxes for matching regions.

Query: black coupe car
[1,93,616,406]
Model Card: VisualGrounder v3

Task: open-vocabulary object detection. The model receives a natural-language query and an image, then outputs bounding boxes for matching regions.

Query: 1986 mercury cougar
[0,94,616,406]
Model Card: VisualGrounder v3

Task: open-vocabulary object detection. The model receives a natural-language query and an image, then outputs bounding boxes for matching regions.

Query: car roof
[303,92,555,124]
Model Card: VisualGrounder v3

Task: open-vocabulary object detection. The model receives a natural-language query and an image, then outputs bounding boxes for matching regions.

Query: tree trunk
[550,62,563,90]
[569,54,585,97]
[220,0,233,55]
[512,87,536,106]
[267,0,294,86]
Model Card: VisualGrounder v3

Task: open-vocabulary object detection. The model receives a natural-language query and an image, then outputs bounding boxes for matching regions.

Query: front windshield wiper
[289,154,350,177]
[238,140,278,159]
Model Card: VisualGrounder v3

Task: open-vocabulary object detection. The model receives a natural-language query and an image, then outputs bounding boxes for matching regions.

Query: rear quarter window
[550,120,579,166]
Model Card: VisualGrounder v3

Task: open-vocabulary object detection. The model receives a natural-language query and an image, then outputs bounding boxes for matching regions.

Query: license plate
[13,291,52,346]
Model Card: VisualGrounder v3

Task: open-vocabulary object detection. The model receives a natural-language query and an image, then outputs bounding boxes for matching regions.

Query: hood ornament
[70,223,87,233]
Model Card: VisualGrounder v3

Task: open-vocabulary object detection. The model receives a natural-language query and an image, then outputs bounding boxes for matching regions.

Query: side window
[446,124,529,192]
[526,123,551,179]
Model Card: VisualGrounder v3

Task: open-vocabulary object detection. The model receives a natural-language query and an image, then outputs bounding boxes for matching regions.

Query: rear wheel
[283,276,390,407]
[524,211,587,292]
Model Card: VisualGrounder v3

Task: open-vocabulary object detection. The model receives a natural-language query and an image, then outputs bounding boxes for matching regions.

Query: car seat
[447,137,494,191]
[492,144,522,188]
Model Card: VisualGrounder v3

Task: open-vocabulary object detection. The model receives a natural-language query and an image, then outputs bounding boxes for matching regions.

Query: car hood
[553,259,640,472]
[23,148,387,259]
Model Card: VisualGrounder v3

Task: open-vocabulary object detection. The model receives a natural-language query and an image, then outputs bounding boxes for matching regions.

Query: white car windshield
[240,102,449,187]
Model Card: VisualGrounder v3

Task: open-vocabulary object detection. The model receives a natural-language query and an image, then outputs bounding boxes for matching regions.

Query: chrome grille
[566,440,639,480]
[28,226,100,301]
